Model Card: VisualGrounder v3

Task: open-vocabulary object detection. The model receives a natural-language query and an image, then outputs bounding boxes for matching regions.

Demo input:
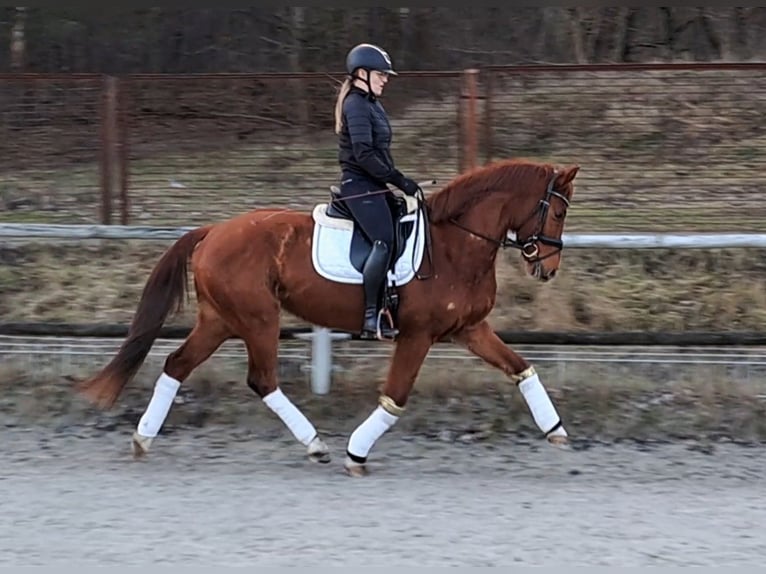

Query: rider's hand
[392,171,421,196]
[400,177,421,196]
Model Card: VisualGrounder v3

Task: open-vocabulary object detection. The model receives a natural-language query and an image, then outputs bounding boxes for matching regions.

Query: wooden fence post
[99,76,119,225]
[459,68,479,172]
[117,79,130,225]
[483,71,494,164]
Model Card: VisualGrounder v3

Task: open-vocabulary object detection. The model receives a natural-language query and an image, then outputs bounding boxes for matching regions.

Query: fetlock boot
[360,240,399,341]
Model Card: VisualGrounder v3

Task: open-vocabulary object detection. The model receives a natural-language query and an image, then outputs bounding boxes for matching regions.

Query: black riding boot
[360,240,399,340]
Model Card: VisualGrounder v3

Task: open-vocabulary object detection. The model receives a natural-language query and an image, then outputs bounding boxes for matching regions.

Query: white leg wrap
[136,372,181,438]
[347,406,399,461]
[518,372,566,437]
[263,388,317,446]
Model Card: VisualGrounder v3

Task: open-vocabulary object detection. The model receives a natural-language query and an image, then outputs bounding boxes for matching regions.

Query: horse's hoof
[307,436,331,464]
[309,451,332,464]
[547,433,571,450]
[131,431,152,459]
[344,456,369,477]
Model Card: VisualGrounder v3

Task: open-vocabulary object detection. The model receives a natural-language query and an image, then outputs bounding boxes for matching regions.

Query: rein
[447,172,570,264]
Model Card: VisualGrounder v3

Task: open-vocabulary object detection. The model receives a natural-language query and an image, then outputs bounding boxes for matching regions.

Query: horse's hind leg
[453,320,569,447]
[131,302,231,458]
[241,319,330,464]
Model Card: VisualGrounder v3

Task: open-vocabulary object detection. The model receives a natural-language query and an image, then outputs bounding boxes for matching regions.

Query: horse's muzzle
[532,262,557,282]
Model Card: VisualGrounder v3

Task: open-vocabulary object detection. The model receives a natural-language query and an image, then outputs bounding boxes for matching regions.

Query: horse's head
[508,164,579,282]
[427,158,579,282]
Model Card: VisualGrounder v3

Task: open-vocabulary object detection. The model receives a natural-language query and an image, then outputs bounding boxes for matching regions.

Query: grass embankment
[2,242,766,442]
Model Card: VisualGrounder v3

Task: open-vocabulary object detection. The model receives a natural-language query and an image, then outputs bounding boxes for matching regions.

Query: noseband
[447,171,570,263]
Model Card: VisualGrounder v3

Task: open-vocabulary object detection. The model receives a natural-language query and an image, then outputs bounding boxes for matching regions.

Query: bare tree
[9,8,766,73]
[288,7,310,130]
[10,6,25,70]
[610,7,632,63]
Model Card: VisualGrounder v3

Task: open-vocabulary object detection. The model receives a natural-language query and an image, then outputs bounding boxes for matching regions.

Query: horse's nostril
[547,269,557,279]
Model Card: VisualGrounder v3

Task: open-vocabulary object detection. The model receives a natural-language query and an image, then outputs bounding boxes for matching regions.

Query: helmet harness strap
[351,70,374,98]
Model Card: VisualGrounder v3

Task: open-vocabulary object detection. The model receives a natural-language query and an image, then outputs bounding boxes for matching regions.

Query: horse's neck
[437,197,506,281]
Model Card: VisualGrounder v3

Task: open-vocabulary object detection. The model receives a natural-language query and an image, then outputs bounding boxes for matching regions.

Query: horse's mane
[426,159,554,224]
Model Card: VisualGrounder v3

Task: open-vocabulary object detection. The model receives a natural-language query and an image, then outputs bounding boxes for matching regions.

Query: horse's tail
[77,225,213,409]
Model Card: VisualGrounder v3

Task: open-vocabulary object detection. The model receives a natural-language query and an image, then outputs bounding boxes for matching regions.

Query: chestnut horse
[77,157,579,477]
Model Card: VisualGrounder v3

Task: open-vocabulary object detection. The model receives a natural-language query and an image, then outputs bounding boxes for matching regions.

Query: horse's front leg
[453,320,569,446]
[344,333,433,477]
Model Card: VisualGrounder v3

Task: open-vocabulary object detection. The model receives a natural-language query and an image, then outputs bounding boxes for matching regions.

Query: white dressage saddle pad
[310,204,426,285]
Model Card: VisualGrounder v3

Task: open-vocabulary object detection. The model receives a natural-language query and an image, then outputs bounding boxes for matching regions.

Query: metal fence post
[311,326,332,394]
[297,326,351,395]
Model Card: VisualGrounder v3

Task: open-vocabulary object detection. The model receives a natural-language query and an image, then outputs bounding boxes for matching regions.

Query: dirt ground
[1,424,765,566]
[2,337,766,566]
[1,350,765,566]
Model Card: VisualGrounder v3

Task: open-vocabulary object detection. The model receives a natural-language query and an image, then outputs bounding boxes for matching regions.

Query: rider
[333,42,421,340]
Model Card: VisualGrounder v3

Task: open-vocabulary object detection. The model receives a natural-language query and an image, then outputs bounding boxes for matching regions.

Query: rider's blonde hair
[334,77,352,135]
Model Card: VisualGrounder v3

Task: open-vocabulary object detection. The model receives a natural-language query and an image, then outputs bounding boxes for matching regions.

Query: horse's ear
[555,164,580,187]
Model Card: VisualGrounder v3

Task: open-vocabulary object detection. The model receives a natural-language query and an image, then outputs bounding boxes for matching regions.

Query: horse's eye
[554,210,566,220]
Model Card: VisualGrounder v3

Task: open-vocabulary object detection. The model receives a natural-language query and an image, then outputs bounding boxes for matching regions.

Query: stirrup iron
[375,308,398,341]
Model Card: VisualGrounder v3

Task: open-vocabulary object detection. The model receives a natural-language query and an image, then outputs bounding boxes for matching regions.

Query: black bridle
[447,171,571,263]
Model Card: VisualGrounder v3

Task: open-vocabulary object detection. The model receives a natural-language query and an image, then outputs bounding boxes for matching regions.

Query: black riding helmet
[345,44,397,97]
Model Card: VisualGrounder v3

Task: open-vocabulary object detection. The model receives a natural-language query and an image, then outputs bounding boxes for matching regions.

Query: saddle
[324,186,419,274]
[315,186,423,335]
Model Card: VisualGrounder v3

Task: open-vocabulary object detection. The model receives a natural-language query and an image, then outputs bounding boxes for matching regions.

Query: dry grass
[3,244,766,444]
[3,69,766,231]
[3,354,766,443]
[4,242,766,333]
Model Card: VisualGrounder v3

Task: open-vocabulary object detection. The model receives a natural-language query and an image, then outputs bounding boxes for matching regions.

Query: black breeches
[338,178,395,249]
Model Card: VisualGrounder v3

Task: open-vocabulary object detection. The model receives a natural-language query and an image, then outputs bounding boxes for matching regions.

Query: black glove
[391,171,421,196]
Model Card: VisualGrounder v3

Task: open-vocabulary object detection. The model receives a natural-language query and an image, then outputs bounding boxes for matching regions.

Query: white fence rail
[3,223,766,248]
